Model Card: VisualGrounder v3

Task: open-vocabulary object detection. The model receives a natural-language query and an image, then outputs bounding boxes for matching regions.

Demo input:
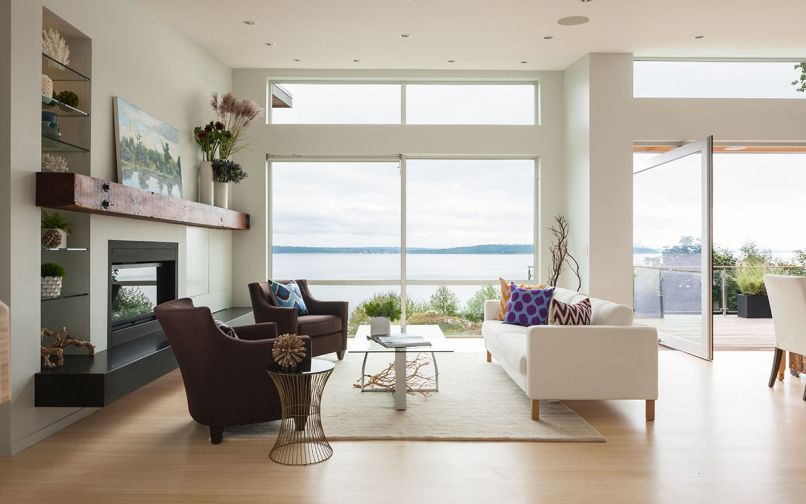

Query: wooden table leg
[790,353,803,377]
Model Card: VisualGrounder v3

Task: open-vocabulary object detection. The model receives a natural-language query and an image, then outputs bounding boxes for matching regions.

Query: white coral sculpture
[42,153,68,173]
[42,28,70,66]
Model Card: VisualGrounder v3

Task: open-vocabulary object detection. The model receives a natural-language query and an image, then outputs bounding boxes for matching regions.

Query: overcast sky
[272,159,534,249]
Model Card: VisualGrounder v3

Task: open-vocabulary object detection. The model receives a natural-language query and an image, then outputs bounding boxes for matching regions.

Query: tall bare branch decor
[0,301,10,403]
[547,215,582,292]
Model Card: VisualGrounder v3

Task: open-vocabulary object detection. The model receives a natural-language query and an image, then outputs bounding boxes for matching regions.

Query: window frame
[266,80,540,125]
[266,155,540,332]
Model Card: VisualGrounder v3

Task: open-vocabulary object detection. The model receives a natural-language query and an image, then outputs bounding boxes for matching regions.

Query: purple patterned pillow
[504,284,555,327]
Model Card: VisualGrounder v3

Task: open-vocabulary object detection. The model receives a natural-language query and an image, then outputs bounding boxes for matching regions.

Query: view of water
[273,253,534,309]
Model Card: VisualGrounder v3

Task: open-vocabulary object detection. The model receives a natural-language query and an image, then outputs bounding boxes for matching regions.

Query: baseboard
[1,407,97,456]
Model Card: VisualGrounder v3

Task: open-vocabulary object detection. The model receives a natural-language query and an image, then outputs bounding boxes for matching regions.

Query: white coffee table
[349,324,453,410]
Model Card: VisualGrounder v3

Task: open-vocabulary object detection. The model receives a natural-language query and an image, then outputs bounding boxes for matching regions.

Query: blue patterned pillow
[504,284,554,327]
[269,280,309,315]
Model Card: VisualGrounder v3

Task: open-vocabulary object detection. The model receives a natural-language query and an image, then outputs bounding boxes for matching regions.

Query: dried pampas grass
[42,28,70,66]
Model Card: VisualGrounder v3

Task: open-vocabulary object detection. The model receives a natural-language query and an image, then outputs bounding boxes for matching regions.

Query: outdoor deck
[639,314,775,351]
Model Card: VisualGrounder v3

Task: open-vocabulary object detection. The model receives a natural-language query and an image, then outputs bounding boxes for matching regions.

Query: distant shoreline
[272,245,534,255]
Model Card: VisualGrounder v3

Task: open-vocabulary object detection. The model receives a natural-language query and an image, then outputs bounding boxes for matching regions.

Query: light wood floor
[1,349,805,504]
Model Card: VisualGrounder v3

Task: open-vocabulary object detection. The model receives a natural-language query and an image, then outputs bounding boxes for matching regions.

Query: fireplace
[108,241,177,350]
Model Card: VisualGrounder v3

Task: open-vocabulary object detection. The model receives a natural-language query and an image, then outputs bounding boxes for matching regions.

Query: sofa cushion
[504,284,554,326]
[495,332,528,376]
[553,287,632,326]
[549,297,592,325]
[214,319,238,339]
[498,277,546,320]
[297,314,342,337]
[269,280,309,315]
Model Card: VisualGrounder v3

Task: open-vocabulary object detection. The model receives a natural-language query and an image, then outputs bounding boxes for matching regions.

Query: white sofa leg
[646,399,655,422]
[531,400,539,421]
[486,350,491,363]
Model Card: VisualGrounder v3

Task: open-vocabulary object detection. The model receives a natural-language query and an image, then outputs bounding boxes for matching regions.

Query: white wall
[230,68,567,306]
[0,0,232,455]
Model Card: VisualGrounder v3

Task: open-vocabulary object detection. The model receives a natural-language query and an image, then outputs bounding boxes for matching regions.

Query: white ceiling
[140,0,806,70]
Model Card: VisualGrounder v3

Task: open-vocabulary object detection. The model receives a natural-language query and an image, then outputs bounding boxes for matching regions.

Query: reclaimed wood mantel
[36,172,249,230]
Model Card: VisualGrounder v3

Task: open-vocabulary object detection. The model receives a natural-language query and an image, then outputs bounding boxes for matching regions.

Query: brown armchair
[248,280,348,360]
[154,298,311,444]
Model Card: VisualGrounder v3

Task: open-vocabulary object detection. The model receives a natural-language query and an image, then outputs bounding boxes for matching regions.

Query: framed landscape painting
[113,97,182,197]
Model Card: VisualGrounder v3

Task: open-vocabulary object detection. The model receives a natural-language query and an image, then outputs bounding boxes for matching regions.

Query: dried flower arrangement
[212,159,248,184]
[42,28,70,66]
[209,91,264,159]
[41,153,69,173]
[272,333,307,371]
[547,214,582,291]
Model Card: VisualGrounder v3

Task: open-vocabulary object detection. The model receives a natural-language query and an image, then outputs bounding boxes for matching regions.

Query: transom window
[634,60,806,99]
[269,82,538,125]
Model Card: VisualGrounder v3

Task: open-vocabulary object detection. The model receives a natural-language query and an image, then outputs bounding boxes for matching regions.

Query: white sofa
[482,287,658,421]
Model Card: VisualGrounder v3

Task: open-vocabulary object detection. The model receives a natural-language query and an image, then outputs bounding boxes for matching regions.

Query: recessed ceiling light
[693,35,705,39]
[580,0,592,3]
[353,59,361,63]
[293,58,301,62]
[264,42,276,47]
[243,20,256,25]
[520,60,529,64]
[447,59,456,63]
[400,33,411,39]
[543,35,554,40]
[558,16,590,26]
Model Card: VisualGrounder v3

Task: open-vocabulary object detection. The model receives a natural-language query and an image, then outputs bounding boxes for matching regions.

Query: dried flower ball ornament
[272,333,307,371]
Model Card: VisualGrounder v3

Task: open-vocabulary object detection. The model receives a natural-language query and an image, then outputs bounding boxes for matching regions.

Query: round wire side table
[267,358,335,465]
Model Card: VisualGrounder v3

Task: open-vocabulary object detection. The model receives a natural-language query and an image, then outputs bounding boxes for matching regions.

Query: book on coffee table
[369,333,432,348]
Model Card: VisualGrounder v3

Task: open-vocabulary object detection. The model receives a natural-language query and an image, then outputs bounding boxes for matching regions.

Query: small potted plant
[363,293,401,337]
[41,210,71,249]
[41,262,66,298]
[734,258,771,318]
[211,159,247,209]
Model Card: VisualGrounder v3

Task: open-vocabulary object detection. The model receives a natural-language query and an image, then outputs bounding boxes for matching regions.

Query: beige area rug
[227,353,605,443]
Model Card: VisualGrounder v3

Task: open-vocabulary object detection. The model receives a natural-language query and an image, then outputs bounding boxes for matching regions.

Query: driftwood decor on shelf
[354,353,436,397]
[40,326,95,369]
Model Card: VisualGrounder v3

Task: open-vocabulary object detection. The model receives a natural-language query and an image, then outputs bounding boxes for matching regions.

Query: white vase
[214,182,229,209]
[198,161,214,205]
[370,317,392,337]
[41,276,63,298]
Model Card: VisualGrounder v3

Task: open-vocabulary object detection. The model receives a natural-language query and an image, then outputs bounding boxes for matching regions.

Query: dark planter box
[737,294,772,318]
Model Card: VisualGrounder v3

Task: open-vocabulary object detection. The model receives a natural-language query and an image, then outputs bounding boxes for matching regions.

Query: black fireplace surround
[108,240,178,350]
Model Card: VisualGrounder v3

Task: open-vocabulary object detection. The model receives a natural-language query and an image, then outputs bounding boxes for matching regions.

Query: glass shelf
[41,292,89,302]
[42,95,89,117]
[42,135,89,153]
[42,53,90,82]
[41,247,89,252]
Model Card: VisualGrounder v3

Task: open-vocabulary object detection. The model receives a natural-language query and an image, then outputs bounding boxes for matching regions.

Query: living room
[2,0,806,502]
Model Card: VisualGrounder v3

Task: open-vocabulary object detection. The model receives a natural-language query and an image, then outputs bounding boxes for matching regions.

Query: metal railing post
[720,269,727,316]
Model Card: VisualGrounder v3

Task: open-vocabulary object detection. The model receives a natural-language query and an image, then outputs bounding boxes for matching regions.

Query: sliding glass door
[269,157,537,337]
[633,137,714,359]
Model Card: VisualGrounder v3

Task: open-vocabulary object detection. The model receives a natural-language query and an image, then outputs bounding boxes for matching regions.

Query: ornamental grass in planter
[364,292,402,337]
[734,258,771,318]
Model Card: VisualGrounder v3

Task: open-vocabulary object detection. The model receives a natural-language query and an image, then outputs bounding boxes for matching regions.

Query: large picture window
[269,158,537,337]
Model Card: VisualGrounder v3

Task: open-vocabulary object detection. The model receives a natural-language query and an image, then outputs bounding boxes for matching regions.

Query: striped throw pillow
[549,297,592,326]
